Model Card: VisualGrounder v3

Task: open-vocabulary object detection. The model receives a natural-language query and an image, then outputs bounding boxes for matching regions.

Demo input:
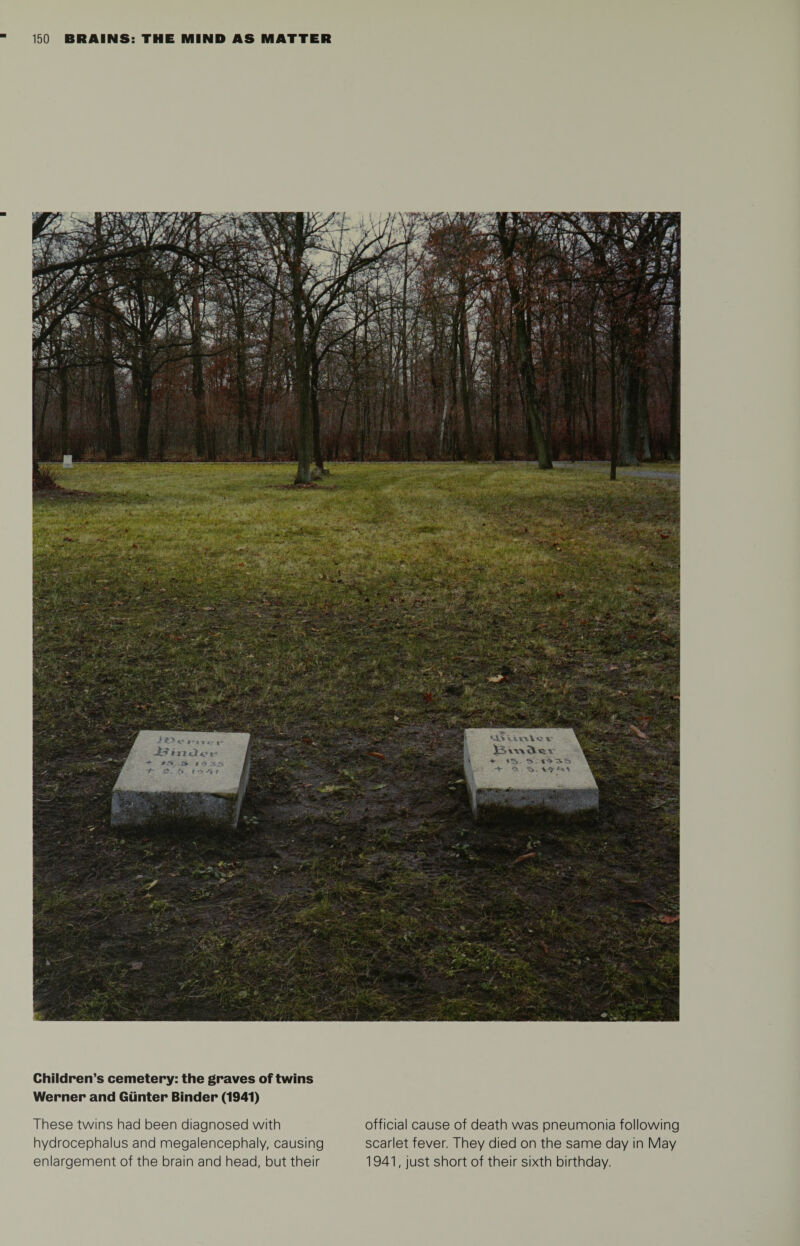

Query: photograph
[32,209,680,1022]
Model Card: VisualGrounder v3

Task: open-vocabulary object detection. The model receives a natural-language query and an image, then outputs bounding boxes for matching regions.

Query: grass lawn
[33,462,679,1021]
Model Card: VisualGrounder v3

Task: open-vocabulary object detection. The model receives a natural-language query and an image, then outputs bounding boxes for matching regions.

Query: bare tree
[32,211,678,473]
[560,212,676,470]
[252,213,401,482]
[494,213,553,468]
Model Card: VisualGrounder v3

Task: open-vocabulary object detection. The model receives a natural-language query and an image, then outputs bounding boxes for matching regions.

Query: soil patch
[34,721,677,1021]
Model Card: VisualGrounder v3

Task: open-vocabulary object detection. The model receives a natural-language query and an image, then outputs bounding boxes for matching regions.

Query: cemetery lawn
[33,462,679,1022]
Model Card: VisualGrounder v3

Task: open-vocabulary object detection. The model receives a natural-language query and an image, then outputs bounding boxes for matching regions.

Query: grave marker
[111,730,251,830]
[463,727,598,820]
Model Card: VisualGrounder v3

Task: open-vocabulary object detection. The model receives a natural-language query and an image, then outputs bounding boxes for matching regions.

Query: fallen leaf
[512,851,537,865]
[423,691,434,702]
[368,751,385,760]
[657,914,679,924]
[487,675,506,684]
[129,962,144,971]
[629,724,648,739]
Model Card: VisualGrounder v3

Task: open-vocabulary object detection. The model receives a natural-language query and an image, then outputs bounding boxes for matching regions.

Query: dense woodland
[32,211,680,482]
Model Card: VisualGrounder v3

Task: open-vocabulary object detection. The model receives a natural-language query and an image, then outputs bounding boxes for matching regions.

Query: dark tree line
[33,211,680,482]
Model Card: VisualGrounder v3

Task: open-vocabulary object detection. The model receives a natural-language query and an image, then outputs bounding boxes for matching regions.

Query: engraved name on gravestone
[111,730,251,831]
[463,727,598,820]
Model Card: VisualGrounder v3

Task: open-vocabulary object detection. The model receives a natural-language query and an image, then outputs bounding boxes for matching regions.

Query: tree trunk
[639,369,651,460]
[254,294,277,460]
[310,346,325,473]
[400,240,412,460]
[515,312,552,466]
[53,331,70,456]
[589,318,598,455]
[289,213,313,484]
[668,237,680,460]
[617,352,640,466]
[94,214,122,458]
[59,371,69,456]
[158,368,171,461]
[333,378,354,461]
[190,214,207,458]
[438,393,449,458]
[252,358,266,460]
[457,275,477,461]
[235,306,249,458]
[491,316,502,460]
[609,332,618,481]
[358,313,370,462]
[495,214,552,469]
[34,359,52,460]
[135,347,154,461]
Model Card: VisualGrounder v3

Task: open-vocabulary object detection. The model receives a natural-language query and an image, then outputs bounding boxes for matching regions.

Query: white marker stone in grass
[111,730,251,831]
[463,728,598,821]
[62,454,73,468]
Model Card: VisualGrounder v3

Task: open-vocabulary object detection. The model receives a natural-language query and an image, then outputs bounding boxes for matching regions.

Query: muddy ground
[34,722,678,1022]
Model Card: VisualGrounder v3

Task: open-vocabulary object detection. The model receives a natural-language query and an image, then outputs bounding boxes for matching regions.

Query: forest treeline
[32,211,679,482]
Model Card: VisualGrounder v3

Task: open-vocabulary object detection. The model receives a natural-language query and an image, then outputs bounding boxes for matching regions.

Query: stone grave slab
[111,730,251,831]
[463,728,598,821]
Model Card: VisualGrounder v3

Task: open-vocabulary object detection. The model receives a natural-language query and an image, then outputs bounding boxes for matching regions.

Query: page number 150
[33,33,50,44]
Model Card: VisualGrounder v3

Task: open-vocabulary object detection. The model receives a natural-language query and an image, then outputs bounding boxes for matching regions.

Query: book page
[4,2,799,1242]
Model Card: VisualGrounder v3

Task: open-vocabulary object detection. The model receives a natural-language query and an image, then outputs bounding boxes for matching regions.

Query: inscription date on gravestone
[463,728,598,820]
[111,730,251,831]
